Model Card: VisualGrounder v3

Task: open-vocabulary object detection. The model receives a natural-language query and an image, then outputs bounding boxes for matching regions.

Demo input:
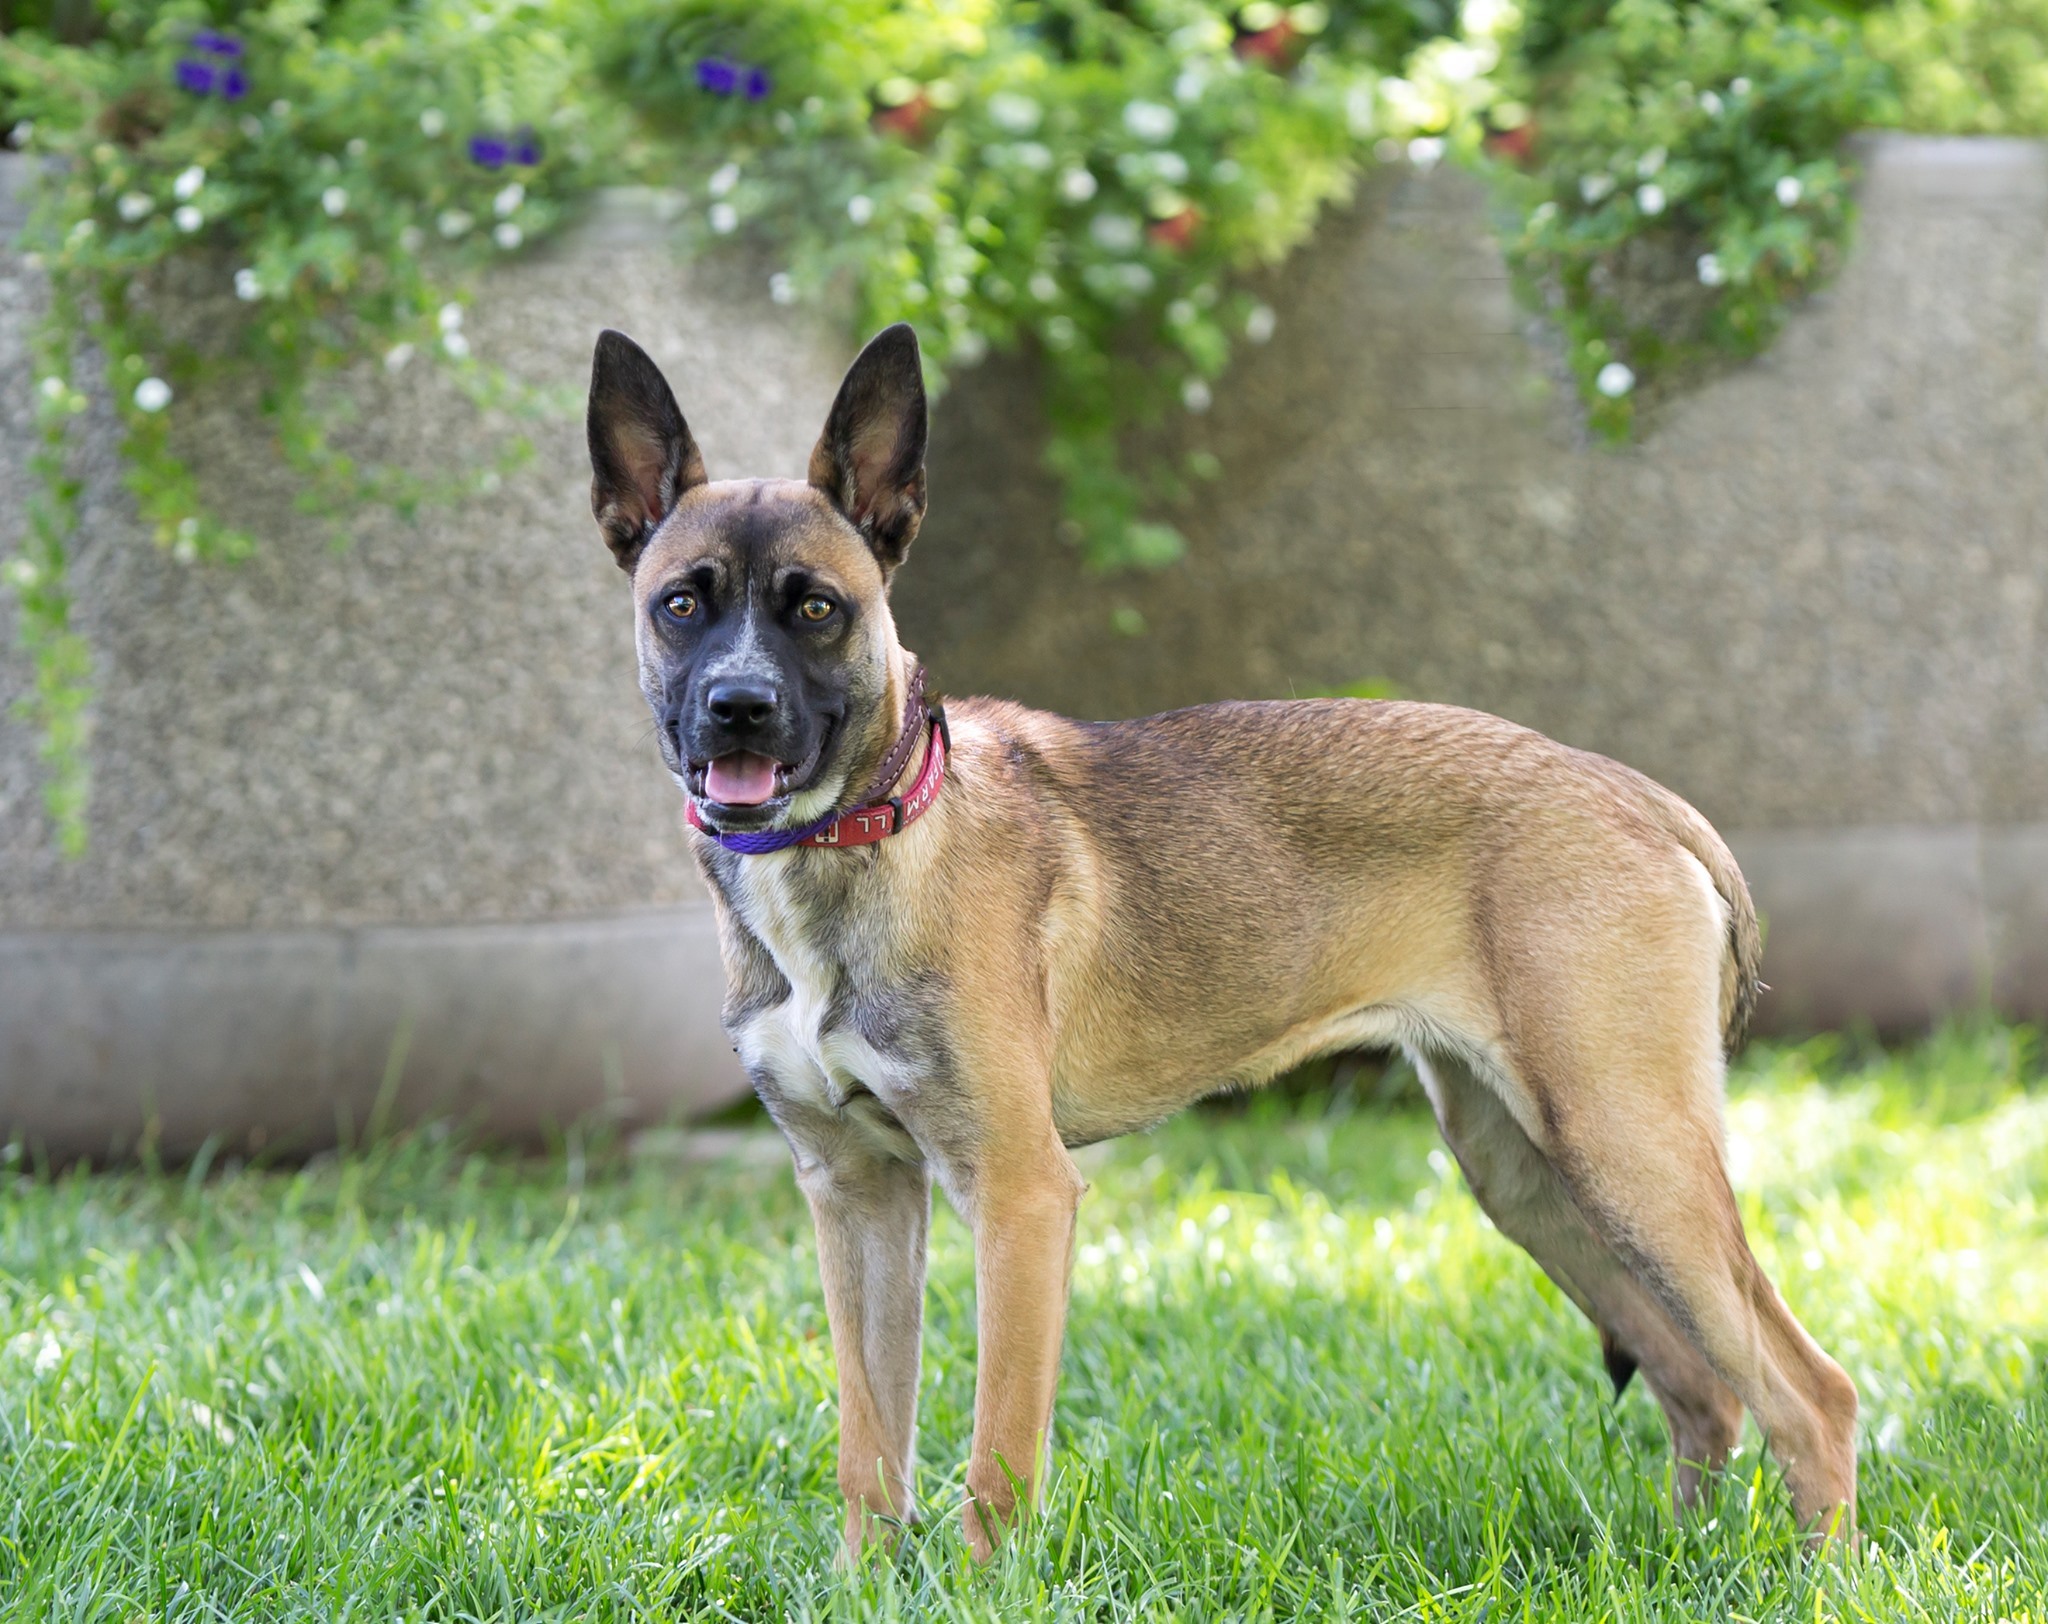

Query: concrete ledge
[0,906,748,1162]
[5,821,2042,1162]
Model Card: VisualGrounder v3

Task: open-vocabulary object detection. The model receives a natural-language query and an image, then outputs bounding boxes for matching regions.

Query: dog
[585,321,1858,1562]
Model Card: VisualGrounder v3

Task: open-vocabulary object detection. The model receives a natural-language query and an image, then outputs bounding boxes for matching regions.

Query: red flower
[1148,207,1200,251]
[1484,122,1538,166]
[1233,21,1300,67]
[871,93,935,142]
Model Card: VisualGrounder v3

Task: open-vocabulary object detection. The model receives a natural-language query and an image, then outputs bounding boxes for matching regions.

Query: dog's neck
[853,646,928,805]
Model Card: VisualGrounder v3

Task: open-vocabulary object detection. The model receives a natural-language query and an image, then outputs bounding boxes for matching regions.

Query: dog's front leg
[794,1147,932,1562]
[961,1130,1086,1562]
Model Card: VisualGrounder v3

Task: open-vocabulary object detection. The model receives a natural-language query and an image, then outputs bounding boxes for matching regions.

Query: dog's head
[586,323,929,833]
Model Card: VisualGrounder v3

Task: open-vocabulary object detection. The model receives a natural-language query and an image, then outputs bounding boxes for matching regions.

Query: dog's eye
[663,590,698,621]
[798,596,835,623]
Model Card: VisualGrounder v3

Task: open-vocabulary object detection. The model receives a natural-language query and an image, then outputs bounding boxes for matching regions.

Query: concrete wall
[3,137,2045,1156]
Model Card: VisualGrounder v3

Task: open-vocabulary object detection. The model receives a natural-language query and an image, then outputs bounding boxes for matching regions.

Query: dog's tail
[1655,797,1764,1054]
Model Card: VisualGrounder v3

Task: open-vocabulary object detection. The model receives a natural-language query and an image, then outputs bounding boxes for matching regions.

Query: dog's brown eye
[798,596,835,623]
[663,590,697,621]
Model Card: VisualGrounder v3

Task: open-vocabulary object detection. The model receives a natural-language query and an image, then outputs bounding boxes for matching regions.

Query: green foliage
[1492,0,1881,436]
[1864,0,2048,133]
[595,0,1414,570]
[0,1027,2045,1614]
[0,0,608,849]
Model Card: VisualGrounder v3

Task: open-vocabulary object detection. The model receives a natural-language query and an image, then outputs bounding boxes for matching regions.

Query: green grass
[3,1028,2045,1621]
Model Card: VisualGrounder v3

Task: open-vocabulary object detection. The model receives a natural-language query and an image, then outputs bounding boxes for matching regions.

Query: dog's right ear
[587,329,707,572]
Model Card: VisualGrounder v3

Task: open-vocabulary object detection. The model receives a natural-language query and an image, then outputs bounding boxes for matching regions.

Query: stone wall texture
[3,137,2046,1153]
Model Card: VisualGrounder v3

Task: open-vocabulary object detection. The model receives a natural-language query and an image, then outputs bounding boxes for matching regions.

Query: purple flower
[744,67,771,101]
[696,57,738,95]
[221,67,248,102]
[468,134,509,169]
[191,28,244,57]
[511,127,542,166]
[175,58,218,95]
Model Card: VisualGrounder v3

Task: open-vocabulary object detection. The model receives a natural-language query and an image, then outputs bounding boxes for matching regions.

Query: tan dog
[585,322,1858,1562]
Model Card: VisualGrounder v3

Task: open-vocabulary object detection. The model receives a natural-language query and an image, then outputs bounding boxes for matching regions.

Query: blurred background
[2,0,2044,1158]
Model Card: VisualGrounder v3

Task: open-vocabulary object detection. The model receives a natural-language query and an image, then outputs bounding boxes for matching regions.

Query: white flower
[269,100,291,118]
[437,302,465,333]
[493,181,525,217]
[239,115,262,139]
[1245,303,1277,343]
[1595,361,1634,398]
[1580,173,1615,204]
[769,271,795,305]
[346,137,368,158]
[1213,158,1241,184]
[708,201,738,234]
[1345,82,1377,136]
[1530,200,1558,227]
[1089,213,1142,252]
[1044,314,1077,348]
[1181,378,1213,413]
[1058,167,1098,203]
[173,205,204,233]
[708,162,741,198]
[1636,183,1666,215]
[234,267,262,301]
[988,92,1042,134]
[437,209,473,238]
[1117,263,1155,295]
[398,225,424,253]
[1150,150,1190,184]
[1637,146,1667,176]
[8,120,32,148]
[1028,271,1060,302]
[1730,76,1752,96]
[1123,101,1178,142]
[321,186,348,217]
[1697,252,1726,287]
[173,165,206,201]
[1699,90,1724,116]
[1407,136,1445,169]
[1775,174,1803,206]
[133,377,173,413]
[1176,67,1209,105]
[419,107,447,137]
[117,192,154,223]
[38,376,65,401]
[953,330,988,364]
[493,222,523,249]
[1012,141,1053,172]
[846,194,875,225]
[442,331,471,360]
[68,218,95,243]
[384,342,415,372]
[1167,298,1196,325]
[2,557,39,589]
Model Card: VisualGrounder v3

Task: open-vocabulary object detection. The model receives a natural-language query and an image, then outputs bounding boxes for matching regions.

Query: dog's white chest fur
[720,857,922,1162]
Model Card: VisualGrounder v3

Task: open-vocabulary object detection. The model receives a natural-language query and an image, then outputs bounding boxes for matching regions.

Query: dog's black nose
[705,680,780,730]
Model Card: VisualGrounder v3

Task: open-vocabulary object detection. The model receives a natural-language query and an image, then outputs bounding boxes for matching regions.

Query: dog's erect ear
[587,329,707,572]
[808,323,929,574]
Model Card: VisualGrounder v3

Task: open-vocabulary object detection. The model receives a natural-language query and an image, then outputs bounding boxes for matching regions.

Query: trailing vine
[1,0,606,851]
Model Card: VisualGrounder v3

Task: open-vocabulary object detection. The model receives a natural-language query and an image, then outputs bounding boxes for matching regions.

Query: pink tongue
[705,752,778,806]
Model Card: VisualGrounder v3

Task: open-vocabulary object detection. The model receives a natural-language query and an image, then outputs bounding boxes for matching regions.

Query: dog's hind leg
[1477,936,1858,1553]
[1413,1048,1745,1510]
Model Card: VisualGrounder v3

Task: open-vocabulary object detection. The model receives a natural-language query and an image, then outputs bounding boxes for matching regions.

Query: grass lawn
[2,1027,2044,1621]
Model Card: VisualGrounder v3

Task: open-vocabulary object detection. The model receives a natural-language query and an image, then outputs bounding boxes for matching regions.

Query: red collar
[687,707,949,852]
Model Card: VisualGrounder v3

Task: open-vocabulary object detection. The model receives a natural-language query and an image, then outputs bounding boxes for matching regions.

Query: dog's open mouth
[687,717,836,817]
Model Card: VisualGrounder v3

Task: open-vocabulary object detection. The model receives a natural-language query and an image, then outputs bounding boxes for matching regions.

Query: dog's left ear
[808,323,929,574]
[587,329,708,573]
